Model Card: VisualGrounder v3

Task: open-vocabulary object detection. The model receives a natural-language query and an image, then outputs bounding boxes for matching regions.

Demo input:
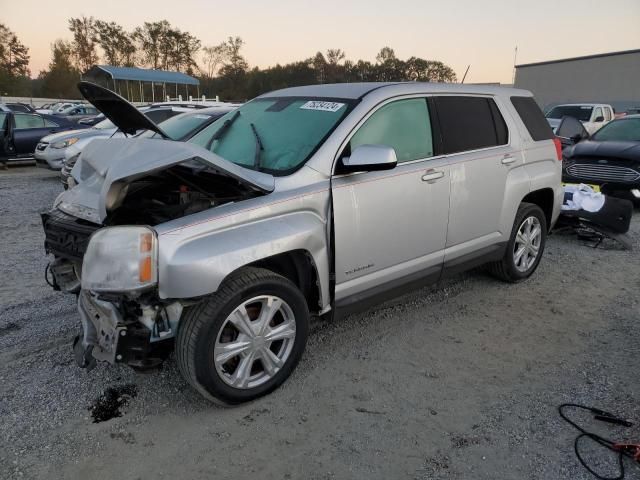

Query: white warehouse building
[514,49,640,113]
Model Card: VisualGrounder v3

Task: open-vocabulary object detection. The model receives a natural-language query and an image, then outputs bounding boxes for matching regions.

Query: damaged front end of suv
[42,81,337,404]
[43,137,274,370]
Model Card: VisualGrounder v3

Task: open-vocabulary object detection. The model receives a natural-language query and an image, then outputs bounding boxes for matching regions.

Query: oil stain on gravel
[89,384,138,423]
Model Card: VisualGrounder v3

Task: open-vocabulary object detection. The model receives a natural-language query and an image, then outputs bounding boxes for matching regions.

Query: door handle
[421,170,444,182]
[501,155,516,165]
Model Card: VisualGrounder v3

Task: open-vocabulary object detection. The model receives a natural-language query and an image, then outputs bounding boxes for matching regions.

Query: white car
[546,103,615,135]
[36,102,83,116]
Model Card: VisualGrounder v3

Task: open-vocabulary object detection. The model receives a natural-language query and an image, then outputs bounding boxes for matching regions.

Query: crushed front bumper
[75,290,181,370]
[77,291,126,366]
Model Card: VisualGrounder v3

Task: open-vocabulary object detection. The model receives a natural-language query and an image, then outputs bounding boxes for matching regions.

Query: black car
[558,115,640,206]
[0,111,84,164]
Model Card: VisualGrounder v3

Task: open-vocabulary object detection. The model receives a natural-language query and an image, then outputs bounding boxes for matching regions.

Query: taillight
[553,137,563,161]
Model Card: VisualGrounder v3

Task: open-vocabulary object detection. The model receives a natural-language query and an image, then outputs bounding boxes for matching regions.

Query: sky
[2,0,639,84]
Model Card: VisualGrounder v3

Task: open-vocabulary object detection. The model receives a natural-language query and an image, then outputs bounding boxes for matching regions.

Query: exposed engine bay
[43,164,261,292]
[104,164,260,225]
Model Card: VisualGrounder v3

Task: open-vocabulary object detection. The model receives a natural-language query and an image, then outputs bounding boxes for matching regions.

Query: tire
[176,267,310,405]
[488,202,547,283]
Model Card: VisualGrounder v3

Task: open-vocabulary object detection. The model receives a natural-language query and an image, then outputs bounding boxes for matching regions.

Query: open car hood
[77,81,168,137]
[57,137,275,224]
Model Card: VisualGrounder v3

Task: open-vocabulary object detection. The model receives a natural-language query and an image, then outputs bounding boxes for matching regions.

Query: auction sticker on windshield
[300,101,345,112]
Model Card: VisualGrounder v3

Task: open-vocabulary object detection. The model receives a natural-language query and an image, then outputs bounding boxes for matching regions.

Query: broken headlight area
[76,290,183,371]
[81,226,157,293]
[43,164,261,293]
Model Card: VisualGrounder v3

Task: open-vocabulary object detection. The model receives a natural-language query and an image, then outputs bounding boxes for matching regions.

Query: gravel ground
[1,166,639,480]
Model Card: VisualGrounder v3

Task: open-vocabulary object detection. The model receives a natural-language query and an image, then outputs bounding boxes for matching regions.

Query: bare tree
[202,43,228,78]
[326,49,346,65]
[68,16,98,72]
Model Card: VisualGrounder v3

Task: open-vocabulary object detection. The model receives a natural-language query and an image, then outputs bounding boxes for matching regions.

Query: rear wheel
[176,267,309,405]
[488,203,547,283]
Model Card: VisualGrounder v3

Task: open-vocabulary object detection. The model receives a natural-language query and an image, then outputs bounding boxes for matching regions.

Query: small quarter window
[349,98,434,163]
[511,96,554,141]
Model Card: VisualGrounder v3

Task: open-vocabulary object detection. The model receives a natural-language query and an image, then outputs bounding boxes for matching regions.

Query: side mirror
[340,144,397,173]
[594,116,605,123]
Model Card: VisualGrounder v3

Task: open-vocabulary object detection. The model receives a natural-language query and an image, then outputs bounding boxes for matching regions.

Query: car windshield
[591,118,640,142]
[140,111,222,141]
[189,97,354,174]
[546,105,593,121]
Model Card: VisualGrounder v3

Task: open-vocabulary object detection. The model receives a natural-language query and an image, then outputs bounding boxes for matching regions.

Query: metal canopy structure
[83,65,200,103]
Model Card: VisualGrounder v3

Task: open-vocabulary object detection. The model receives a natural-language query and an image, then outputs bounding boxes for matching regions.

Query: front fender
[157,211,330,306]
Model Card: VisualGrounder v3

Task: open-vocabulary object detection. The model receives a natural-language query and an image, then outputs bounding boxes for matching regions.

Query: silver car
[35,106,196,170]
[43,81,563,404]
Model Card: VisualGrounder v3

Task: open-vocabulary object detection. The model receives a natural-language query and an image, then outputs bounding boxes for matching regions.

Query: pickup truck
[546,103,615,135]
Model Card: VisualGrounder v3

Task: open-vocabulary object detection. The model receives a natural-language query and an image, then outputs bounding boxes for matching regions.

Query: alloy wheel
[214,295,296,389]
[513,216,542,272]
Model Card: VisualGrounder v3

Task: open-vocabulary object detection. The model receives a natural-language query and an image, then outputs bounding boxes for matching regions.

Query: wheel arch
[220,250,322,314]
[521,188,555,231]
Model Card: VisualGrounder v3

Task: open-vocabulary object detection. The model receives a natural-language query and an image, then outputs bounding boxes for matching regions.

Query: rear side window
[434,96,508,154]
[510,96,554,141]
[350,98,434,163]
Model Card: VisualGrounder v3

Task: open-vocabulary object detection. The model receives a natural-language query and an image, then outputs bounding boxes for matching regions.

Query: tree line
[0,19,458,101]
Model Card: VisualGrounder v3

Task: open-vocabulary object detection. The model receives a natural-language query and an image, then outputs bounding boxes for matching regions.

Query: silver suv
[43,82,562,404]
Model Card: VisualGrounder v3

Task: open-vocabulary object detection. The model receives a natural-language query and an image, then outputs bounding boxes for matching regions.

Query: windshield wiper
[206,110,240,149]
[250,122,264,171]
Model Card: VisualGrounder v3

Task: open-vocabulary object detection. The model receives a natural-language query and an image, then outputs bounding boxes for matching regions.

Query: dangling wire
[558,403,639,480]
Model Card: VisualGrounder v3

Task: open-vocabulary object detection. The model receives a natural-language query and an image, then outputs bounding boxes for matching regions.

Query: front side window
[435,96,507,154]
[14,114,45,129]
[349,98,433,163]
[604,107,612,121]
[44,118,59,127]
[190,97,354,174]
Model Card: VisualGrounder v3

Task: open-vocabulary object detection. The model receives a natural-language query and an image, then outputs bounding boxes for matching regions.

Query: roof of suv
[261,82,532,100]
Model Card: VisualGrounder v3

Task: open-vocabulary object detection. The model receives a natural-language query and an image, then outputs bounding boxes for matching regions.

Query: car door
[432,95,519,266]
[12,113,55,155]
[331,97,451,307]
[587,107,604,134]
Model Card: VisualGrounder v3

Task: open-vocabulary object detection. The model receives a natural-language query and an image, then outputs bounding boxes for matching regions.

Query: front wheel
[176,267,310,405]
[488,203,547,283]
